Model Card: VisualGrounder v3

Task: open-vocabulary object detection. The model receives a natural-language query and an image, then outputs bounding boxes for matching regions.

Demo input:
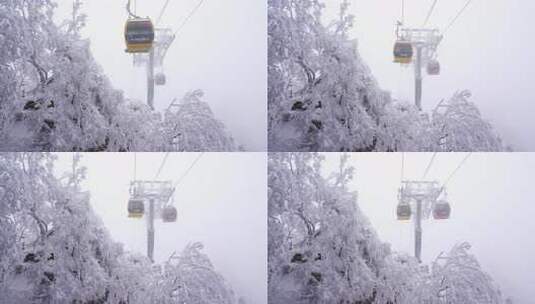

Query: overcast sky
[54,152,267,304]
[322,152,535,304]
[324,0,535,151]
[54,0,267,151]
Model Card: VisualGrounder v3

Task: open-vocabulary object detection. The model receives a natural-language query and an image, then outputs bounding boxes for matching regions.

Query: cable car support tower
[393,0,474,110]
[125,0,205,110]
[396,153,471,262]
[126,153,203,262]
[132,29,175,110]
[394,25,443,110]
[397,180,450,262]
[125,0,175,110]
[127,180,177,262]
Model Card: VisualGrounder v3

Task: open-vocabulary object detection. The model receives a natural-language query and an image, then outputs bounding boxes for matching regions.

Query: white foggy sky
[324,0,535,151]
[53,0,267,151]
[54,152,267,304]
[322,152,535,304]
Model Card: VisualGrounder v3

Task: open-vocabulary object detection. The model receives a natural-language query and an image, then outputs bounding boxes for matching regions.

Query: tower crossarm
[130,180,174,202]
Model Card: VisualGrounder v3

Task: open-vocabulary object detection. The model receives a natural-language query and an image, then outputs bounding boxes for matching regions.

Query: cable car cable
[401,0,405,24]
[422,152,437,179]
[443,0,473,34]
[173,153,204,189]
[422,0,438,27]
[169,152,205,198]
[154,152,170,180]
[133,152,137,181]
[156,0,171,26]
[442,152,471,188]
[173,0,206,37]
[401,152,405,181]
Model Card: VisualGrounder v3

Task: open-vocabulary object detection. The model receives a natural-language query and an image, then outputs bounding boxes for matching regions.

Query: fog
[322,152,535,303]
[324,0,535,151]
[54,152,267,304]
[54,0,267,151]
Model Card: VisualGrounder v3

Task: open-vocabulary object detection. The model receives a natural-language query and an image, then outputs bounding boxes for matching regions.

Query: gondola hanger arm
[126,0,141,19]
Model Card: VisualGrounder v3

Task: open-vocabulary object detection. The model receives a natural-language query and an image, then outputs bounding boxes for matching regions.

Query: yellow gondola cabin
[125,18,155,53]
[127,199,145,218]
[397,203,412,221]
[393,41,413,64]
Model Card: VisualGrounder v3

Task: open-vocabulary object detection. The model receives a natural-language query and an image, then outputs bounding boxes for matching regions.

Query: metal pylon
[398,180,443,262]
[396,27,443,110]
[129,180,174,262]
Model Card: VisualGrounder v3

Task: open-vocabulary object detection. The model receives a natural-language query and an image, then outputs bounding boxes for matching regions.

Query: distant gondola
[427,60,441,75]
[162,206,177,223]
[433,200,451,220]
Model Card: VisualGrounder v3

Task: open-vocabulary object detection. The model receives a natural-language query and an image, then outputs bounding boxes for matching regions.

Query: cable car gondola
[162,206,177,223]
[155,73,166,86]
[433,200,451,220]
[397,203,412,221]
[128,199,145,218]
[125,18,155,53]
[393,41,413,64]
[427,60,440,75]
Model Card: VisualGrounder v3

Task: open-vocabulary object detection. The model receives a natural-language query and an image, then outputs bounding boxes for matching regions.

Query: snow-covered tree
[154,243,237,304]
[162,90,239,152]
[269,153,392,303]
[269,0,383,151]
[268,0,504,152]
[429,91,503,152]
[0,1,238,152]
[268,152,505,303]
[0,153,123,302]
[418,242,503,304]
[0,153,238,303]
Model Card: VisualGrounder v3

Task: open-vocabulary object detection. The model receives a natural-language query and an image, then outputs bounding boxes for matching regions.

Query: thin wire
[173,0,206,36]
[443,0,473,34]
[401,0,405,24]
[422,0,438,27]
[156,0,171,25]
[133,153,137,181]
[401,153,405,181]
[171,153,204,191]
[442,153,472,187]
[422,152,437,179]
[154,152,170,180]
